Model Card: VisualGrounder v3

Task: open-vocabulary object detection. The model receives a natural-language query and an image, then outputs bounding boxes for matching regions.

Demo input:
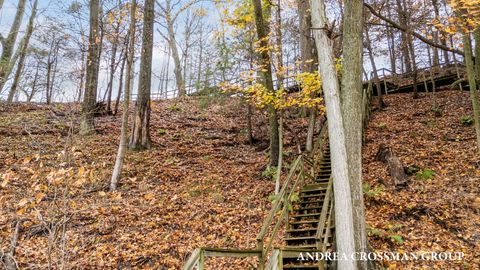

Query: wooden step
[301,187,327,194]
[284,236,316,242]
[295,206,323,211]
[284,244,317,249]
[286,227,317,233]
[299,194,326,200]
[299,199,324,205]
[290,219,319,225]
[291,212,321,219]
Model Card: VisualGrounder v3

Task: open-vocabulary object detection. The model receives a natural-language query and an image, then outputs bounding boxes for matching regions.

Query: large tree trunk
[297,0,318,152]
[252,0,279,167]
[111,0,137,191]
[474,28,480,82]
[80,0,100,135]
[129,0,154,150]
[463,33,480,153]
[0,0,26,92]
[340,1,368,269]
[311,0,356,269]
[7,0,38,103]
[395,0,412,73]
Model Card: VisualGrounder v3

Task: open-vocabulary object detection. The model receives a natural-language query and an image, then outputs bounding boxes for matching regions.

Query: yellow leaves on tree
[446,0,480,32]
[242,71,324,111]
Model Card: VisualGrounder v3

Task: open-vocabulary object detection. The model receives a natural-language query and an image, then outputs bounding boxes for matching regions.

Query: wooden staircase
[182,126,334,270]
[279,149,334,270]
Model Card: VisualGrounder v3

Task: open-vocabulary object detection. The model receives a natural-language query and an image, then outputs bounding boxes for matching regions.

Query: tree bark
[431,0,440,66]
[114,48,127,115]
[80,0,100,135]
[311,0,356,269]
[395,0,412,73]
[106,23,120,113]
[252,0,279,167]
[0,0,27,91]
[111,0,137,191]
[463,33,480,153]
[365,28,384,109]
[297,0,318,152]
[7,0,38,103]
[129,0,154,150]
[474,28,480,82]
[340,1,368,269]
[386,0,397,73]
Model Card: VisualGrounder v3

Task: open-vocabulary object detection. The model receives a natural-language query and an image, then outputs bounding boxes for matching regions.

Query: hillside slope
[363,90,480,269]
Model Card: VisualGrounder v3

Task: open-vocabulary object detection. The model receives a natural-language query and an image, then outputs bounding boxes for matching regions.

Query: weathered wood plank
[182,248,201,270]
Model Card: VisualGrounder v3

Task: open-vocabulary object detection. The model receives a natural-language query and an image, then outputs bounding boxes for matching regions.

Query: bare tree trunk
[80,0,100,135]
[297,0,318,152]
[7,0,38,103]
[114,47,127,115]
[274,0,284,89]
[340,1,368,269]
[27,62,40,102]
[129,0,154,150]
[431,0,440,66]
[474,28,480,81]
[386,0,397,73]
[106,24,120,113]
[311,1,356,269]
[274,114,283,195]
[365,28,383,109]
[463,33,480,153]
[0,0,26,91]
[395,0,412,73]
[408,35,419,99]
[252,0,279,167]
[111,0,137,191]
[196,24,203,91]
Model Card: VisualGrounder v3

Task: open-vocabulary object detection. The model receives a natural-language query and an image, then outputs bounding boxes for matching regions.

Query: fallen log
[375,144,408,187]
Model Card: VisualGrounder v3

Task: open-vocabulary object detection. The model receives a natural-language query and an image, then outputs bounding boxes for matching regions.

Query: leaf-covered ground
[0,98,284,269]
[363,90,480,269]
[1,90,479,269]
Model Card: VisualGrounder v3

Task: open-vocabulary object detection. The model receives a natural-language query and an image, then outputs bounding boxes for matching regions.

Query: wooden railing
[182,248,262,270]
[182,124,332,270]
[316,176,334,253]
[256,155,306,270]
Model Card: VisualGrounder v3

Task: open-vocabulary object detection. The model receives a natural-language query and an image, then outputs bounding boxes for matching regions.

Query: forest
[0,0,479,269]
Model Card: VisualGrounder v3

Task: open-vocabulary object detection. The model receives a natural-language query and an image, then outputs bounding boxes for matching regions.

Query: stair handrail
[256,155,305,269]
[182,247,263,270]
[315,175,333,251]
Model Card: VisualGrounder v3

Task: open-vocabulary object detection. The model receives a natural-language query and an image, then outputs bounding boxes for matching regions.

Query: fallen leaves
[363,90,480,269]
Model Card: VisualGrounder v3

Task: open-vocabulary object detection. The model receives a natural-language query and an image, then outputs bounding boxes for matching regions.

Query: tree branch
[363,3,465,57]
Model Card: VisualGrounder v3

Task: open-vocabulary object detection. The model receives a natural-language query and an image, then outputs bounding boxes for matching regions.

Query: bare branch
[364,3,464,57]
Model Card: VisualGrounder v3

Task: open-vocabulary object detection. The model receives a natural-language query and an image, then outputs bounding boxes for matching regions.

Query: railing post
[257,240,265,270]
[198,249,205,270]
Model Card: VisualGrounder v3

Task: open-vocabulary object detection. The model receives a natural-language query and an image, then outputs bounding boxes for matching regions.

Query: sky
[0,0,213,102]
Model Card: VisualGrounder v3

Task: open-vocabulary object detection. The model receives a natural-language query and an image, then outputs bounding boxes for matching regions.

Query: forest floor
[0,90,479,269]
